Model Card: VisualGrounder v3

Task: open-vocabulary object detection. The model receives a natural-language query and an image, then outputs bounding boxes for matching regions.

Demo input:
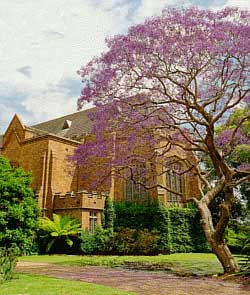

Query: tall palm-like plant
[38,214,82,252]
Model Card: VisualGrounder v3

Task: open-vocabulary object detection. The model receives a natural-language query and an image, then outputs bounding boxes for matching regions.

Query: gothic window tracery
[124,162,148,202]
[165,162,185,202]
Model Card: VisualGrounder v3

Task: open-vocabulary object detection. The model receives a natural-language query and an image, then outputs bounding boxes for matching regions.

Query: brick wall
[1,114,201,229]
[53,191,106,229]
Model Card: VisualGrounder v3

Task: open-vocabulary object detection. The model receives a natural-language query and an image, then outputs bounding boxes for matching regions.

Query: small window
[10,160,19,168]
[89,211,98,233]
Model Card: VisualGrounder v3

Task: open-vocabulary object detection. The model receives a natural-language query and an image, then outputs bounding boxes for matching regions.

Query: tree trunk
[210,239,240,274]
[197,200,240,274]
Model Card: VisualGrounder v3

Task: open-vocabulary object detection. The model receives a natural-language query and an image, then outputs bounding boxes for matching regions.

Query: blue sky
[0,0,249,133]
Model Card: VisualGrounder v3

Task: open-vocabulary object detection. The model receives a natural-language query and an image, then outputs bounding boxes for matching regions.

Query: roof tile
[31,108,94,141]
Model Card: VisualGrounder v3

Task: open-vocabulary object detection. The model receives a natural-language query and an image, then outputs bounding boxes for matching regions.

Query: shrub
[0,156,39,254]
[112,228,136,255]
[228,223,250,274]
[113,201,157,230]
[226,227,248,254]
[38,214,82,253]
[80,226,114,255]
[80,226,159,255]
[152,204,172,254]
[167,208,196,253]
[130,228,159,255]
[0,248,17,283]
[93,227,114,254]
[80,230,96,254]
[113,201,210,253]
[111,228,159,255]
[240,237,250,275]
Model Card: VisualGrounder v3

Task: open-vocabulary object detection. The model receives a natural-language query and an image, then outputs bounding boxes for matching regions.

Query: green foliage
[227,108,249,133]
[80,226,114,254]
[113,200,158,230]
[209,191,243,226]
[212,106,250,214]
[231,144,250,163]
[216,107,250,141]
[38,214,82,253]
[191,211,211,253]
[114,201,210,253]
[0,248,17,283]
[112,228,159,255]
[226,227,248,253]
[102,197,115,230]
[240,236,250,275]
[80,230,96,254]
[80,226,159,255]
[167,209,194,252]
[227,223,250,274]
[39,201,210,255]
[0,156,39,254]
[240,183,250,210]
[152,203,172,253]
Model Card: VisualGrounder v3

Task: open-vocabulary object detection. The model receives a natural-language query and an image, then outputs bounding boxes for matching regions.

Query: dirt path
[17,262,250,295]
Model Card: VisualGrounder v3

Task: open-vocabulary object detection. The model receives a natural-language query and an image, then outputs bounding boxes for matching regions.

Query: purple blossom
[72,6,250,190]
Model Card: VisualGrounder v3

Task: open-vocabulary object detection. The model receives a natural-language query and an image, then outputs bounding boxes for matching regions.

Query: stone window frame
[89,210,98,233]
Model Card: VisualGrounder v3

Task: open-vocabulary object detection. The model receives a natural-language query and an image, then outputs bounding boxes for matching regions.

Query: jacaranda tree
[73,7,250,273]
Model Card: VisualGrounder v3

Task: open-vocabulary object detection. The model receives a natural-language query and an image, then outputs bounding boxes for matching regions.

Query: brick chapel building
[0,109,200,231]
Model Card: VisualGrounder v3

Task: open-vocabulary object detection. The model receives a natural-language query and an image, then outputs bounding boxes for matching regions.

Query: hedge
[113,201,210,253]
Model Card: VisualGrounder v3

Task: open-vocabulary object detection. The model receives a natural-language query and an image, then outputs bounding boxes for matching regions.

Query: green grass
[19,253,225,275]
[0,274,137,295]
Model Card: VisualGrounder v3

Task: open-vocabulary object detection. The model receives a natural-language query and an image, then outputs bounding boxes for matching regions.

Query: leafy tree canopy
[0,156,39,254]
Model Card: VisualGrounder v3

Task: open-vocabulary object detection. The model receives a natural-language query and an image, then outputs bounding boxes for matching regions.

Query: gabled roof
[0,108,94,148]
[31,108,94,141]
[0,114,26,149]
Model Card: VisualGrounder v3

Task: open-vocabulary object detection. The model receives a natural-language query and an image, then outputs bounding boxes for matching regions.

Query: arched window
[124,162,148,202]
[165,163,185,202]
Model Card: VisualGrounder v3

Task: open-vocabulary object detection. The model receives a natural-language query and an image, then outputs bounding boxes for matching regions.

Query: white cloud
[0,104,16,128]
[0,0,249,134]
[21,86,77,124]
[223,0,250,9]
[0,0,131,132]
[134,0,191,22]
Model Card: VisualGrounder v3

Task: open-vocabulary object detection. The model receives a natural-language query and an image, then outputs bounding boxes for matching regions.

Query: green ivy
[114,201,210,253]
[102,197,115,230]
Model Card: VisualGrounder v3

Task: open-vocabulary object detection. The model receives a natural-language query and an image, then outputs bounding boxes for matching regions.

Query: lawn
[19,253,226,275]
[0,274,137,295]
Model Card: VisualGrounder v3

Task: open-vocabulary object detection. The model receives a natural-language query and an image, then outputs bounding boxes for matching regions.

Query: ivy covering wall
[113,201,210,253]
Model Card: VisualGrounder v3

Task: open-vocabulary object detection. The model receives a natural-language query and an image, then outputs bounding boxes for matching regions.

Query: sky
[0,0,249,133]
